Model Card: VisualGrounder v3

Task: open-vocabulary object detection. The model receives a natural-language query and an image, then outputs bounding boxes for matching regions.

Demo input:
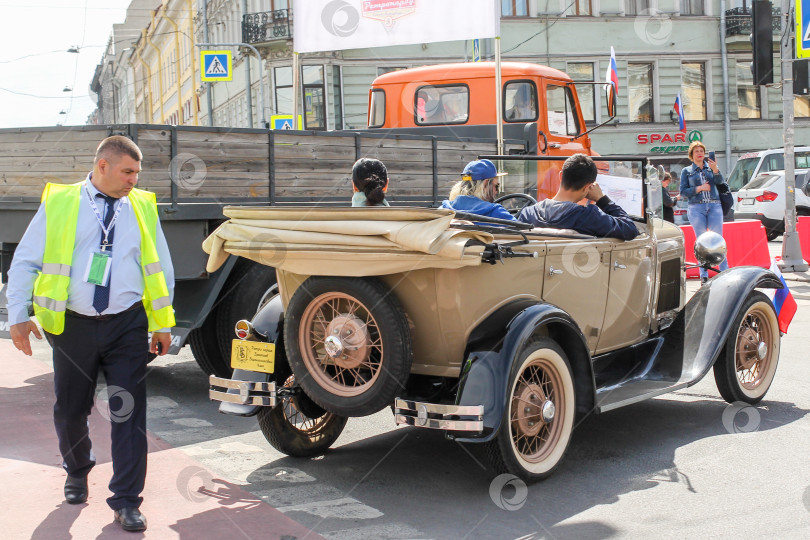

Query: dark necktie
[92,194,118,313]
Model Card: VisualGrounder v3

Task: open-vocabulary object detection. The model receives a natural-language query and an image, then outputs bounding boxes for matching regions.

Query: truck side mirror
[605,83,617,118]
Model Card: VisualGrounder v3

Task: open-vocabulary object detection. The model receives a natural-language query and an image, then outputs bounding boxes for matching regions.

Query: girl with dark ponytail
[351,158,390,207]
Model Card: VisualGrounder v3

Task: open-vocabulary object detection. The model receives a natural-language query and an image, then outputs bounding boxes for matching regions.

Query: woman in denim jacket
[679,141,729,283]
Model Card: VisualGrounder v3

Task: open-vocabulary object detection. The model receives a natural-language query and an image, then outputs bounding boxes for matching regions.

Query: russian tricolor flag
[674,93,686,132]
[766,259,798,333]
[605,47,618,111]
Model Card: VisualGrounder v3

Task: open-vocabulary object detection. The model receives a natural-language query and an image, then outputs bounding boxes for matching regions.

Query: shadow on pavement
[237,395,807,539]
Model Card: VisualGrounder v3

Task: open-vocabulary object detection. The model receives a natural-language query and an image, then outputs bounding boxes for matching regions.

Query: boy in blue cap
[441,159,516,221]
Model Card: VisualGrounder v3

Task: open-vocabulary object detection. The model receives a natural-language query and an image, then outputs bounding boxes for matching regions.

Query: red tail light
[755,191,778,202]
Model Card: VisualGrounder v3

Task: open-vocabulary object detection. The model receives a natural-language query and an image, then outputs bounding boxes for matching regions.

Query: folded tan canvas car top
[202,206,495,276]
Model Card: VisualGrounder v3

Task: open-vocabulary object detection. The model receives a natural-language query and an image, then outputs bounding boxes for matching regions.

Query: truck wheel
[713,291,780,404]
[187,308,225,376]
[209,260,278,378]
[257,375,348,457]
[284,276,412,417]
[487,338,575,482]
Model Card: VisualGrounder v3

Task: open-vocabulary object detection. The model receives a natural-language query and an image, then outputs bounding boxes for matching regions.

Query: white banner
[293,0,500,53]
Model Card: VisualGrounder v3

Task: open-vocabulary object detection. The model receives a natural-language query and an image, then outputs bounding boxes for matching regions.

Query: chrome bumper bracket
[209,375,277,406]
[394,398,483,432]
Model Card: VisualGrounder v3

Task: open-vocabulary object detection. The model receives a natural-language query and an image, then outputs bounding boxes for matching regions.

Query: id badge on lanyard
[84,250,112,286]
[82,184,121,286]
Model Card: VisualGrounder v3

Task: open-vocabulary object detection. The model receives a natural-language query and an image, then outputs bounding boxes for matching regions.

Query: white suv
[734,170,810,240]
[727,147,810,194]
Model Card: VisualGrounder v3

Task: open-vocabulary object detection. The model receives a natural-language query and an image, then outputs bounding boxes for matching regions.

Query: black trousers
[46,304,148,510]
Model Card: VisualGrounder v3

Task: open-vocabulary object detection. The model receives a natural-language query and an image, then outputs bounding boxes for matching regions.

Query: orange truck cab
[367,62,611,200]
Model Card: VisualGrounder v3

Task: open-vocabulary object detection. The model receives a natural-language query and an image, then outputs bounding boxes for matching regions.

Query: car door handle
[549,266,564,276]
[549,142,561,149]
[613,261,627,270]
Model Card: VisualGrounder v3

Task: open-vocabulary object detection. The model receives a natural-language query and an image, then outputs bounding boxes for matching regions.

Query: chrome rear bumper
[394,399,483,432]
[209,375,277,406]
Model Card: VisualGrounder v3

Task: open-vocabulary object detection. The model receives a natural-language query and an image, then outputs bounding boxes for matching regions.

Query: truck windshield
[727,157,759,191]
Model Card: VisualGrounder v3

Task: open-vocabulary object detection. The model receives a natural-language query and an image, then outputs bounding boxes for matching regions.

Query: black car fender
[453,301,594,443]
[218,293,286,417]
[673,265,783,387]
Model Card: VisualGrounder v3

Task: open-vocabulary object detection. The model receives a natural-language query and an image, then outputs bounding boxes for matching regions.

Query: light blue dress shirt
[7,175,174,332]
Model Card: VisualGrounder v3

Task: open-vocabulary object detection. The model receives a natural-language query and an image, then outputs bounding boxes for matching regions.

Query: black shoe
[114,507,147,532]
[64,475,88,504]
[701,277,708,284]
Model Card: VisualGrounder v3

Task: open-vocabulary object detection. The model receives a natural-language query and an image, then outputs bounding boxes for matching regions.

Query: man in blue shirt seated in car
[441,159,517,222]
[518,153,639,240]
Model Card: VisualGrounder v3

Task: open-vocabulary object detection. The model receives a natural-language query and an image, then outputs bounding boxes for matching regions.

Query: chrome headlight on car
[694,231,727,267]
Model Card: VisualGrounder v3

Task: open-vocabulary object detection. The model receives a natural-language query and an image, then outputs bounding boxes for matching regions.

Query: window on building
[796,97,810,118]
[546,84,580,135]
[377,67,406,76]
[568,63,596,123]
[502,0,528,16]
[303,65,326,130]
[575,0,592,15]
[736,64,760,118]
[151,64,159,103]
[681,62,707,120]
[181,36,189,72]
[333,65,344,129]
[504,81,538,122]
[628,62,654,122]
[680,0,705,15]
[625,0,650,15]
[274,66,292,115]
[169,51,177,86]
[415,85,469,125]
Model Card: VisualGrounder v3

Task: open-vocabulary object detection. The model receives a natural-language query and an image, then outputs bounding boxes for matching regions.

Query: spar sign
[637,130,702,153]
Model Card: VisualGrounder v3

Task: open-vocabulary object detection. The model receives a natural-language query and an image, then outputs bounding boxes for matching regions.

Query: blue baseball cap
[461,159,508,182]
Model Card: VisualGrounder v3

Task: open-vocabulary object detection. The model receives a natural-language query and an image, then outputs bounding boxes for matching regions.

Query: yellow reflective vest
[33,181,175,334]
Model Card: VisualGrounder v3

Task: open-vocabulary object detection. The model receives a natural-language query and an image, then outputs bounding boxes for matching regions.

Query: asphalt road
[10,259,810,539]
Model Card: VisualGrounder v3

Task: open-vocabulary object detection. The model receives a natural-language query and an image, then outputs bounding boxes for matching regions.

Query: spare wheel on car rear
[284,276,413,417]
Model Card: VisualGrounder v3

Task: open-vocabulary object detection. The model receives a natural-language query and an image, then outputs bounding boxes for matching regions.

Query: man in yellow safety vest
[7,135,174,532]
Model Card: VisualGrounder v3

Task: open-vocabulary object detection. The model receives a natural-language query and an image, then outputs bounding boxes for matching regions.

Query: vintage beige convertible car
[204,163,783,481]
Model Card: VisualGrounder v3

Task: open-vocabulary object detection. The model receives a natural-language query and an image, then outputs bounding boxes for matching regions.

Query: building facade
[92,0,810,177]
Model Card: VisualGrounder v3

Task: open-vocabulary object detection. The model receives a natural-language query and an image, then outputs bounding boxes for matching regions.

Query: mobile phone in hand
[708,151,715,162]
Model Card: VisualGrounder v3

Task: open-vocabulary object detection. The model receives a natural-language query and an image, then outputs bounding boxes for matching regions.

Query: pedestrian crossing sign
[270,115,303,130]
[799,0,810,58]
[200,51,232,81]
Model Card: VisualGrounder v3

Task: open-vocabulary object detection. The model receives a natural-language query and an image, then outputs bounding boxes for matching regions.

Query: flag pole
[292,51,300,130]
[495,36,503,156]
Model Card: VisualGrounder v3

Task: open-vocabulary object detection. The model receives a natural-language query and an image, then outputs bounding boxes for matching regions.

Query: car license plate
[231,340,275,373]
[742,199,755,205]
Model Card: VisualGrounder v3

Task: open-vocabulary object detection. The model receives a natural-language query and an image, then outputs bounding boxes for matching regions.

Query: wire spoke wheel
[257,375,348,457]
[285,277,412,417]
[300,292,383,397]
[714,291,780,405]
[488,337,575,481]
[510,360,565,465]
[735,308,773,390]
